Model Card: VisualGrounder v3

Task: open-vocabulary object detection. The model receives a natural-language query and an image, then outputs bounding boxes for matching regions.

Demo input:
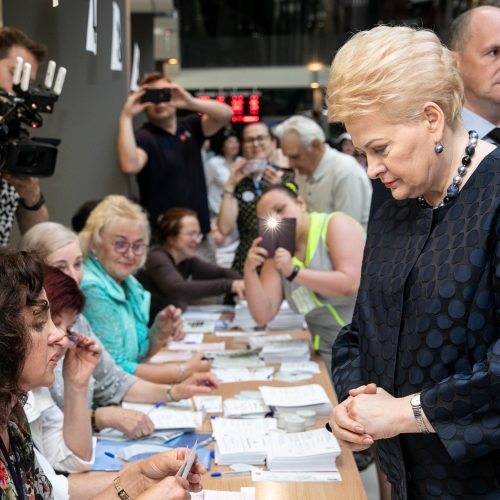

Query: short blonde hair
[79,195,150,267]
[19,222,78,261]
[327,26,463,127]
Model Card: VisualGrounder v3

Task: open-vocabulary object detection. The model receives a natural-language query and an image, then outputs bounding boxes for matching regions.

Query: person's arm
[244,237,284,324]
[217,159,248,235]
[274,214,365,297]
[148,305,184,356]
[117,90,150,175]
[2,175,49,233]
[93,406,155,440]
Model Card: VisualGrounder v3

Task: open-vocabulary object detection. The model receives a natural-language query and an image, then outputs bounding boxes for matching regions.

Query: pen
[104,451,129,463]
[210,471,250,477]
[163,432,185,443]
[147,401,165,415]
[198,436,214,447]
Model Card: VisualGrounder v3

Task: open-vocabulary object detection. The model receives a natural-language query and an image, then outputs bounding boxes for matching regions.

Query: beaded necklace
[417,130,478,209]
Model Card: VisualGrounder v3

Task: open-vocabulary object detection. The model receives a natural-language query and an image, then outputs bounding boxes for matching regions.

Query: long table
[197,330,367,500]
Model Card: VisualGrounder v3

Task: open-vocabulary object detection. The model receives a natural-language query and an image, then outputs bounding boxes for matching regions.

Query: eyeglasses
[179,231,203,242]
[111,239,147,256]
[243,134,270,145]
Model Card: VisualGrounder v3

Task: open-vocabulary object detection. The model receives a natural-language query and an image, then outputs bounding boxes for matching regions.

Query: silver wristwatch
[410,393,430,434]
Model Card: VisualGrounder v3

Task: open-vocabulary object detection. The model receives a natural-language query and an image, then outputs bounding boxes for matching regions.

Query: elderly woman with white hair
[327,26,499,499]
[20,220,218,439]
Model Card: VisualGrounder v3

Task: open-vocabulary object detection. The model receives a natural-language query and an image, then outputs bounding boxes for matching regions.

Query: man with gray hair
[274,115,372,230]
[449,5,500,145]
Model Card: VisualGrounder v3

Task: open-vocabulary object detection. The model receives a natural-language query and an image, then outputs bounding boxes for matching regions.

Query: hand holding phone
[257,217,296,258]
[241,159,268,175]
[140,88,172,103]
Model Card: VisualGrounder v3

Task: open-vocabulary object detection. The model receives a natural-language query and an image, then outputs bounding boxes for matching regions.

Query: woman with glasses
[20,221,217,439]
[78,195,216,386]
[137,207,244,318]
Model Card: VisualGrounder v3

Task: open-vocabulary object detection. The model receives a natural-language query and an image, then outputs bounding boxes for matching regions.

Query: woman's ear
[422,101,445,142]
[296,195,307,211]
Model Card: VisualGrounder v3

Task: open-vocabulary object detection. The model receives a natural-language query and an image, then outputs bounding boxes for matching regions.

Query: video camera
[0,57,66,177]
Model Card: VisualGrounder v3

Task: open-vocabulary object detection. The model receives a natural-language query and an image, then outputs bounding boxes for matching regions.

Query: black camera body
[0,61,64,178]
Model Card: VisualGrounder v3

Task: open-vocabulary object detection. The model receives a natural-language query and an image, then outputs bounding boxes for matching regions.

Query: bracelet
[410,393,430,434]
[222,189,235,197]
[90,409,99,433]
[113,477,132,500]
[165,385,179,402]
[19,192,45,211]
[177,363,186,382]
[286,265,301,282]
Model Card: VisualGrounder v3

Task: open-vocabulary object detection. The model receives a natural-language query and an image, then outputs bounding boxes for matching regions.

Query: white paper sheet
[85,0,97,54]
[120,443,171,461]
[193,395,223,413]
[223,398,269,418]
[211,417,277,438]
[248,334,293,349]
[213,367,274,383]
[191,488,256,500]
[183,311,221,321]
[169,333,204,345]
[129,42,140,90]
[259,384,330,407]
[279,361,320,373]
[149,350,193,363]
[251,470,341,482]
[214,330,265,337]
[110,2,122,71]
[168,342,225,352]
[183,319,216,333]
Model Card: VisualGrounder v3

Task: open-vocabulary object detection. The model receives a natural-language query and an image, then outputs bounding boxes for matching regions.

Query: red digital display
[196,94,261,123]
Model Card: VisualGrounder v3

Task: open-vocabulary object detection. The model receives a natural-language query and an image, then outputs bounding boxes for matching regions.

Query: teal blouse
[81,256,151,374]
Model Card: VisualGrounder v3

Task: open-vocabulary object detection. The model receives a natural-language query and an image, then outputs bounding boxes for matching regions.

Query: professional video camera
[0,57,66,177]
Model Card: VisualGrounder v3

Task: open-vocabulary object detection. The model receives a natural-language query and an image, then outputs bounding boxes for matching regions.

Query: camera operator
[0,27,48,245]
[117,72,233,241]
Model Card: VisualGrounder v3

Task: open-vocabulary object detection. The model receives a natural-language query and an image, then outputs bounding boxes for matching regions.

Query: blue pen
[210,471,250,478]
[147,401,165,415]
[104,451,129,464]
[198,436,214,447]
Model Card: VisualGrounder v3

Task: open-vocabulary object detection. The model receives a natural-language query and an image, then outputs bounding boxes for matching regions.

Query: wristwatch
[19,192,45,210]
[286,265,301,282]
[410,393,430,434]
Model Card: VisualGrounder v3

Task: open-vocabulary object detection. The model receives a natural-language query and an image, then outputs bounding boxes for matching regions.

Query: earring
[434,142,444,154]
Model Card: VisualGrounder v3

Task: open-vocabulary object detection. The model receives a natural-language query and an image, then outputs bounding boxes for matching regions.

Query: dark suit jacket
[332,149,500,499]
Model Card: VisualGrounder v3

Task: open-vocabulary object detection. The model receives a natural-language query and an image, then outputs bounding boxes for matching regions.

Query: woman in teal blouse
[79,195,212,384]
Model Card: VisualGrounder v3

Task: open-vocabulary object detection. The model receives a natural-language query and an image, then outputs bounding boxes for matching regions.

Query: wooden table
[197,330,367,500]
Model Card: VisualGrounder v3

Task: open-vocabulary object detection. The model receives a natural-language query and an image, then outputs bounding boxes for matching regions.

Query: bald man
[449,5,500,145]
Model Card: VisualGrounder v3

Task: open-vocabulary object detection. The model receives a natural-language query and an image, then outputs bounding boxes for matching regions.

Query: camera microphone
[20,62,31,91]
[13,57,23,87]
[53,67,66,95]
[44,61,56,89]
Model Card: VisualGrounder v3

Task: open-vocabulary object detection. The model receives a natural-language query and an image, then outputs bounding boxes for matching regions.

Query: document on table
[191,487,256,500]
[214,330,266,337]
[280,361,320,373]
[122,399,194,412]
[168,342,226,352]
[211,352,265,369]
[176,440,198,479]
[139,409,202,431]
[183,311,221,321]
[223,398,270,418]
[169,333,204,345]
[148,350,193,363]
[259,384,329,407]
[247,334,293,349]
[251,470,341,482]
[213,367,274,383]
[193,395,223,413]
[215,434,267,465]
[183,319,217,333]
[211,417,277,438]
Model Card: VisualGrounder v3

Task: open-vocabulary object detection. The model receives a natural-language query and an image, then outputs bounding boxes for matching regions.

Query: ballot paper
[183,311,221,321]
[191,487,256,500]
[122,399,194,412]
[259,384,332,416]
[214,330,265,338]
[168,342,226,352]
[210,350,264,369]
[232,301,305,330]
[280,361,320,374]
[183,319,216,334]
[223,398,270,418]
[247,334,293,349]
[251,470,341,482]
[95,428,183,443]
[176,440,198,479]
[193,395,223,413]
[169,333,204,345]
[211,417,278,439]
[213,367,274,383]
[214,434,267,465]
[265,428,341,471]
[259,340,311,364]
[148,350,193,363]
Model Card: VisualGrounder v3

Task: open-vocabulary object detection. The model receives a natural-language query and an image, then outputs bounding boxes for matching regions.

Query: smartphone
[140,88,171,103]
[258,217,296,258]
[241,159,268,175]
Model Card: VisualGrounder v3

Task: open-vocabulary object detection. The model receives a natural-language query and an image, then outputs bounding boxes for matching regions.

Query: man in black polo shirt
[117,72,233,237]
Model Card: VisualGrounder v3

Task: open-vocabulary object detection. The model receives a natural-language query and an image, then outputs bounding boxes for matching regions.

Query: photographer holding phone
[117,72,233,240]
[243,183,365,369]
[0,27,48,245]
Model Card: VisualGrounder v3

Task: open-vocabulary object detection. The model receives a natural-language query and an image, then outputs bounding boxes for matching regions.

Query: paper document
[176,440,198,479]
[191,487,256,500]
[215,330,265,338]
[169,333,204,345]
[251,470,341,482]
[223,398,270,418]
[215,434,266,465]
[193,396,223,413]
[280,361,320,373]
[183,311,221,321]
[183,319,216,333]
[211,351,264,369]
[248,334,293,349]
[149,350,193,363]
[211,417,277,439]
[259,384,329,407]
[213,367,274,383]
[169,342,225,352]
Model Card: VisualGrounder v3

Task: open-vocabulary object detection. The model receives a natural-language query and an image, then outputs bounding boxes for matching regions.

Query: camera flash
[45,60,56,89]
[53,67,67,95]
[266,216,279,230]
[20,63,31,91]
[13,57,23,86]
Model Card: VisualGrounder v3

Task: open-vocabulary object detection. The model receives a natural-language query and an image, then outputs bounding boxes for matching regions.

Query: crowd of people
[0,4,499,499]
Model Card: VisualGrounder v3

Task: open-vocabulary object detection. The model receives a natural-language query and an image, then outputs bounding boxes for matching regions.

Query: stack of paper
[259,340,311,364]
[168,342,225,352]
[280,361,320,374]
[247,334,293,349]
[266,428,341,471]
[214,434,267,465]
[183,320,216,334]
[191,487,255,500]
[223,398,270,418]
[213,367,274,383]
[232,301,304,331]
[149,350,193,364]
[210,349,265,369]
[259,384,333,416]
[211,417,278,439]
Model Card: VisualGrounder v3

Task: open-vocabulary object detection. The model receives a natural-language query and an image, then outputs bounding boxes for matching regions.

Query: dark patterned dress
[1,414,53,499]
[332,149,500,499]
[0,180,19,246]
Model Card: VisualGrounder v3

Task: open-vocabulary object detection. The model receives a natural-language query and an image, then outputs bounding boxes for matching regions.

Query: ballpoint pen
[104,451,129,464]
[147,401,165,415]
[210,471,251,477]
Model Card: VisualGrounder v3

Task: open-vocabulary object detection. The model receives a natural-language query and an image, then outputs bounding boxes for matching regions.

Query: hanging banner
[110,2,123,71]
